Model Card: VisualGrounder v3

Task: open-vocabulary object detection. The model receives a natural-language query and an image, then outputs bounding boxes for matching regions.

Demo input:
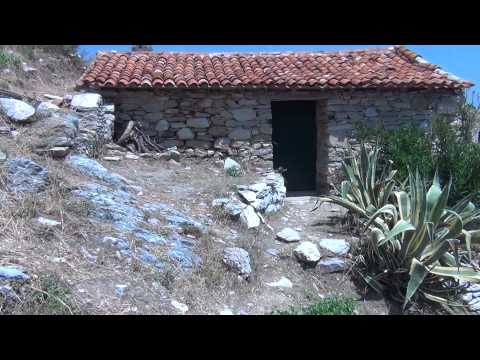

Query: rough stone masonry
[100,87,461,188]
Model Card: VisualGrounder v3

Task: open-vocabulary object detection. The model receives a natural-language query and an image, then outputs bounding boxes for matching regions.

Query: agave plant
[356,169,480,309]
[315,142,398,224]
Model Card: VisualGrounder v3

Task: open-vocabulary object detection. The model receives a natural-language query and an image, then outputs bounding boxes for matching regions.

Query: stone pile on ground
[0,92,114,159]
[212,161,286,229]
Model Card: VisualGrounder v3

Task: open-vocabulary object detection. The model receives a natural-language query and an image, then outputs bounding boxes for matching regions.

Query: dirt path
[107,158,389,315]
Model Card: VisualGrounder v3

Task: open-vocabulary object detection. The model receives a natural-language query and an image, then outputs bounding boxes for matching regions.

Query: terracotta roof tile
[77,46,473,90]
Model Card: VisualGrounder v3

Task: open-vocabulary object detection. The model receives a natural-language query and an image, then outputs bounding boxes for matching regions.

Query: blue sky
[79,45,480,103]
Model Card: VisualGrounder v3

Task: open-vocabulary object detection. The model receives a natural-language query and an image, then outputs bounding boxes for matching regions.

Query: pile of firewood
[116,121,164,153]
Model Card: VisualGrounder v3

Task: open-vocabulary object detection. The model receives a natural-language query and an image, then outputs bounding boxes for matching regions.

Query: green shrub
[0,49,21,68]
[273,296,357,315]
[354,117,480,205]
[323,147,480,310]
[316,143,398,225]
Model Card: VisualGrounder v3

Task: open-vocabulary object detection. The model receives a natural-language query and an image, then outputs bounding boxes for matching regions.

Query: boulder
[0,98,35,122]
[71,93,102,111]
[171,300,189,314]
[318,258,347,272]
[36,102,60,118]
[30,113,80,151]
[238,189,257,203]
[240,205,261,228]
[294,242,321,265]
[66,155,129,190]
[0,266,30,281]
[7,158,49,193]
[224,157,241,172]
[318,239,350,256]
[223,247,252,276]
[276,227,301,243]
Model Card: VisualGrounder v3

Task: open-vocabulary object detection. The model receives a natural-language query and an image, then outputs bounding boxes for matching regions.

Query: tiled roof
[77,46,473,90]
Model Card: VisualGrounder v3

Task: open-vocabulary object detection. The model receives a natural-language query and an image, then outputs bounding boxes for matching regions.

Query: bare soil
[1,128,390,314]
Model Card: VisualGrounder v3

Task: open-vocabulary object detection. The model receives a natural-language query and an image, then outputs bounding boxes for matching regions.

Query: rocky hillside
[0,45,86,100]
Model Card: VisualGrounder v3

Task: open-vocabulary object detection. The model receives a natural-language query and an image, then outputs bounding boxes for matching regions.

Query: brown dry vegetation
[0,45,85,99]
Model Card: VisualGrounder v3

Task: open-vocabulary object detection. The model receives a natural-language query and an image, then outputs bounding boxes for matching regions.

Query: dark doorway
[271,101,317,193]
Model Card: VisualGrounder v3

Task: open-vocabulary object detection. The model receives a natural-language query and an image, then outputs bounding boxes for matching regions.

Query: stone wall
[100,88,462,189]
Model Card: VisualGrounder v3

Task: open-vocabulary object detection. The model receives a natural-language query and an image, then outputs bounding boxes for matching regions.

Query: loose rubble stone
[238,189,257,203]
[318,258,347,272]
[294,242,321,265]
[219,309,234,315]
[49,147,70,159]
[0,266,30,281]
[103,156,122,161]
[0,149,7,162]
[171,300,189,314]
[224,157,241,172]
[71,93,102,111]
[276,227,301,243]
[36,101,60,117]
[0,98,36,122]
[7,158,49,193]
[37,217,61,227]
[115,284,128,297]
[240,205,261,228]
[318,239,350,256]
[223,247,252,276]
[266,277,293,288]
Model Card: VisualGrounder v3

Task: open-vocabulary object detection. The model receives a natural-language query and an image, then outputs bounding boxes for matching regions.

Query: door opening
[271,101,317,195]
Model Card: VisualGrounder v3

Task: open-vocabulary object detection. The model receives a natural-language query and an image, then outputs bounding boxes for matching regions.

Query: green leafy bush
[354,117,480,205]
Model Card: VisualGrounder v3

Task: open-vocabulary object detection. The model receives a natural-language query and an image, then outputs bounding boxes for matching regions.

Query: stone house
[76,45,473,194]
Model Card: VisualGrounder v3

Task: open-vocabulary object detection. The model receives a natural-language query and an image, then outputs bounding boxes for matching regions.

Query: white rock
[71,93,102,111]
[240,205,261,228]
[219,309,234,315]
[224,157,241,172]
[223,247,252,276]
[115,284,128,297]
[36,101,60,117]
[249,182,268,193]
[318,258,347,272]
[318,239,350,256]
[44,94,63,101]
[125,154,139,160]
[171,300,189,314]
[22,62,37,72]
[266,277,293,288]
[238,189,257,203]
[103,156,121,161]
[0,98,35,122]
[294,242,321,264]
[276,227,301,243]
[37,217,61,227]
